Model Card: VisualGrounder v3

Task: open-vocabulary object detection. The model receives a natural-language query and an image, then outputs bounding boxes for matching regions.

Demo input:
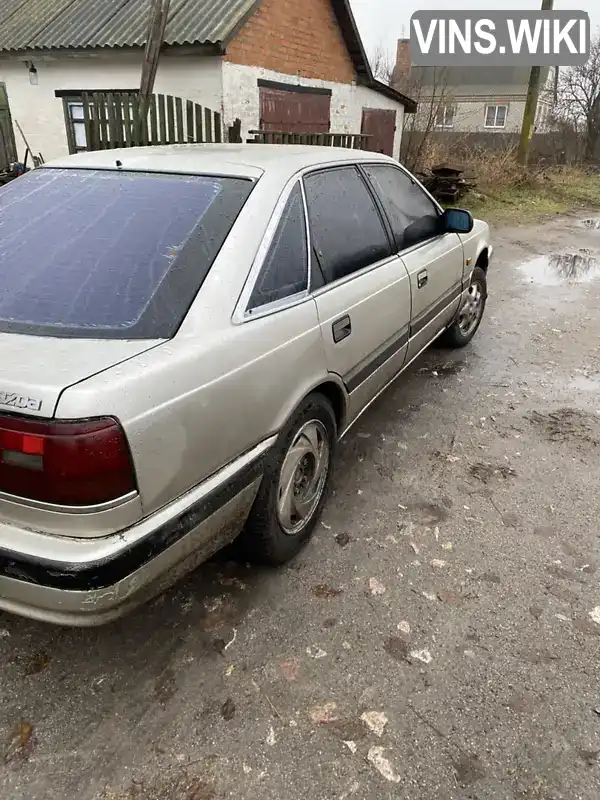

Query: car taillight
[0,415,136,506]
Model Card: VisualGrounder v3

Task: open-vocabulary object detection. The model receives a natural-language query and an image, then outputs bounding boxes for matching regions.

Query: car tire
[239,392,337,566]
[439,266,487,348]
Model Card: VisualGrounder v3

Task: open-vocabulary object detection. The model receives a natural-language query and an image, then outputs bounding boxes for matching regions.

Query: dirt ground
[2,212,600,800]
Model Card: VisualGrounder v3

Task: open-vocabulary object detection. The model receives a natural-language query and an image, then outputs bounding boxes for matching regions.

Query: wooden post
[517,0,554,166]
[228,118,242,143]
[138,0,170,137]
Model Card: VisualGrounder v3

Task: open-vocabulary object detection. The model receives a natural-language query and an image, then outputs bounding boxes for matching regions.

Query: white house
[0,0,415,164]
[392,39,555,135]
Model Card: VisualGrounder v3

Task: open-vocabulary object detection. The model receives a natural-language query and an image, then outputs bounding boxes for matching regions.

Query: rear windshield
[0,167,254,339]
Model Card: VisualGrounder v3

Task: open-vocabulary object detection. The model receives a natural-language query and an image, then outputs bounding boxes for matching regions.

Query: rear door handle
[332,315,352,343]
[417,270,428,288]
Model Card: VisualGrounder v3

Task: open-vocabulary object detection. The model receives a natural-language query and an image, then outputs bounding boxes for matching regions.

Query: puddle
[581,218,600,230]
[520,249,600,286]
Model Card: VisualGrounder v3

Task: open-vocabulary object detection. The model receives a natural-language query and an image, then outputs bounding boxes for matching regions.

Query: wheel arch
[275,375,349,440]
[310,378,348,434]
[475,246,490,273]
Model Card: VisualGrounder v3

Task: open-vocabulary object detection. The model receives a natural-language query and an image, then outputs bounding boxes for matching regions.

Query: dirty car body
[0,144,492,625]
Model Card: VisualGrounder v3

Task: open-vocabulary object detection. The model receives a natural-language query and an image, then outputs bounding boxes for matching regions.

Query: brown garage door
[361,108,397,156]
[259,80,331,133]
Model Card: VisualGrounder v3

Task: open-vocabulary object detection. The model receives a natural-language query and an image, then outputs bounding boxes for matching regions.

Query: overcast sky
[349,0,599,64]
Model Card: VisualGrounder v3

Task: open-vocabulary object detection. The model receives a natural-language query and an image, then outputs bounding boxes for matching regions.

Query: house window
[66,101,89,151]
[57,90,137,153]
[538,106,551,131]
[484,104,507,129]
[535,105,545,131]
[435,104,455,128]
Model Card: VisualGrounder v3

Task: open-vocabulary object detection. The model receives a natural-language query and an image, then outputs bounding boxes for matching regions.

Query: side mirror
[443,208,474,234]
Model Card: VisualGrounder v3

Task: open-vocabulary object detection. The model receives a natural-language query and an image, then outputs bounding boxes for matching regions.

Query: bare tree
[369,43,394,85]
[554,35,600,161]
[400,67,454,171]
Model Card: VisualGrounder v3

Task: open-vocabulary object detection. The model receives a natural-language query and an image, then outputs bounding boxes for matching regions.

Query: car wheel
[240,393,337,565]
[440,266,487,348]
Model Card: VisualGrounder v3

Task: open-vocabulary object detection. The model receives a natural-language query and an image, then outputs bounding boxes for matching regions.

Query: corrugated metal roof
[0,0,31,28]
[0,0,259,51]
[0,0,416,109]
[166,0,256,46]
[0,0,76,51]
[27,0,135,49]
[84,0,155,48]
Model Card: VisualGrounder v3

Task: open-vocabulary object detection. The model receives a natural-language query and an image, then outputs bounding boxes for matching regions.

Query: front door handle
[417,270,428,289]
[332,315,352,343]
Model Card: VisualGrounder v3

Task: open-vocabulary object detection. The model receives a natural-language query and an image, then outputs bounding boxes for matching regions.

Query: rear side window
[0,168,254,339]
[303,167,390,285]
[363,165,441,251]
[247,183,308,311]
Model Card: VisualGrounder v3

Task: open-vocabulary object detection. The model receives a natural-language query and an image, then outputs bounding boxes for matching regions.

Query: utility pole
[517,0,554,165]
[139,0,170,119]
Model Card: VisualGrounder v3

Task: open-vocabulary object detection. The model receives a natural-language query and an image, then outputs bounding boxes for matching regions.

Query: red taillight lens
[0,415,136,506]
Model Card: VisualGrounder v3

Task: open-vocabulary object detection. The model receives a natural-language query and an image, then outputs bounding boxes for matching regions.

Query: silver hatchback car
[0,144,492,625]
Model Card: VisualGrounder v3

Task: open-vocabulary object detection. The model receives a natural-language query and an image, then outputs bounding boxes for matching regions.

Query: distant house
[0,0,416,164]
[392,38,556,135]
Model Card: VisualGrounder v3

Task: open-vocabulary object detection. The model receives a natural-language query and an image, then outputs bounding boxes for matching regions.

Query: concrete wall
[222,62,405,157]
[0,51,223,162]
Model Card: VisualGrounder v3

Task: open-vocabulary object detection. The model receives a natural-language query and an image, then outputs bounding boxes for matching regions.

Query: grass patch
[412,138,600,225]
[461,169,600,224]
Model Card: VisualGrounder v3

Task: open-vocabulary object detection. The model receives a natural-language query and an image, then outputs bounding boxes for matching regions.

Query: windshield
[0,168,254,339]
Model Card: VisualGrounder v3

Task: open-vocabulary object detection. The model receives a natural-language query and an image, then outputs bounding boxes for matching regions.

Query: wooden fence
[0,117,17,171]
[247,129,370,149]
[0,83,17,171]
[68,92,371,154]
[74,91,222,153]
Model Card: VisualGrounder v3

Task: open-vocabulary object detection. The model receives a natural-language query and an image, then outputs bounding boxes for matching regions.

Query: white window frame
[435,104,455,129]
[66,101,89,151]
[61,92,136,153]
[484,104,508,129]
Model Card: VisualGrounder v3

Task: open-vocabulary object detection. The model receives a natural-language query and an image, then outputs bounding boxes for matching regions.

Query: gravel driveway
[2,212,600,800]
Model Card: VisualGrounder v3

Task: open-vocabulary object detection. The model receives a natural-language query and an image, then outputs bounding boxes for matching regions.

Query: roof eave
[0,41,220,58]
[329,0,416,111]
[330,0,373,82]
[220,0,262,47]
[359,76,417,112]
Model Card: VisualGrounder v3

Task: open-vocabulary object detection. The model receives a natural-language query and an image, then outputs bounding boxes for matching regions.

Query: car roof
[45,143,396,180]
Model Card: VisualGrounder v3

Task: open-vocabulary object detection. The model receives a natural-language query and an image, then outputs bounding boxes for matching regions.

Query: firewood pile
[415,163,476,203]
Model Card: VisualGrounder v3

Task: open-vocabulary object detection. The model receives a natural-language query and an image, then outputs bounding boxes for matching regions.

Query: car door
[362,164,465,362]
[303,165,411,424]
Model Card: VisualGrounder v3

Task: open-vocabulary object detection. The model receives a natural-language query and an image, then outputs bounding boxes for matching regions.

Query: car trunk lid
[0,333,163,418]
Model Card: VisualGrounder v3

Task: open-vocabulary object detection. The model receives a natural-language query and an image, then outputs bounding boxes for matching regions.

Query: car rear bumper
[0,437,274,626]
